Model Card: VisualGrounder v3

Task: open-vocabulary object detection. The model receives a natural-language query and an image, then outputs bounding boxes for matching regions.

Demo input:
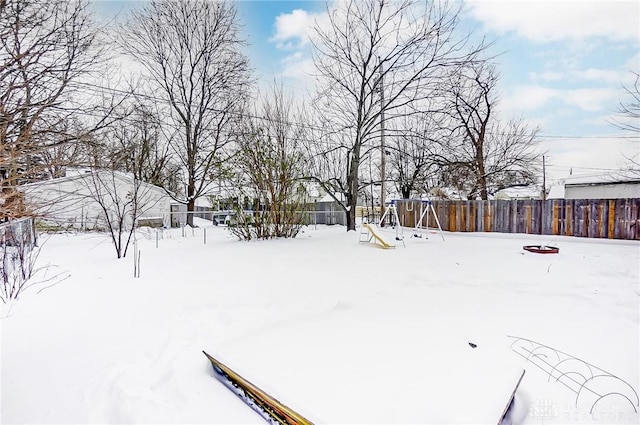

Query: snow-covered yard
[1,223,638,424]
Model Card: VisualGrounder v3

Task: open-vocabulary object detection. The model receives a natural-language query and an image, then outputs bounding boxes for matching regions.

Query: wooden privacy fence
[395,199,640,240]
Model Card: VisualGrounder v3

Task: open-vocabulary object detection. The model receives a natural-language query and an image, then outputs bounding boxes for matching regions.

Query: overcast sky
[93,0,640,182]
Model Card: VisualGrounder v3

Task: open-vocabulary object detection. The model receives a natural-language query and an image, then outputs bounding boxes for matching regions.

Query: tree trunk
[479,178,488,200]
[477,155,489,200]
[346,147,361,231]
[346,205,356,231]
[187,197,195,227]
[476,134,488,200]
[186,171,196,226]
[401,185,411,200]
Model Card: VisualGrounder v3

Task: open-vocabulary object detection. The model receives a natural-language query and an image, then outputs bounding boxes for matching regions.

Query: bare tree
[611,71,640,134]
[119,0,251,227]
[387,113,446,199]
[0,219,68,303]
[84,170,157,259]
[310,0,484,230]
[230,86,309,240]
[609,71,640,174]
[106,104,180,194]
[438,62,542,199]
[0,0,108,220]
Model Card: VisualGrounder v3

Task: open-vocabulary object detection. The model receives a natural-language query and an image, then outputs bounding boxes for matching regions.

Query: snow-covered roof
[20,170,168,196]
[318,192,345,203]
[562,171,640,186]
[494,186,541,200]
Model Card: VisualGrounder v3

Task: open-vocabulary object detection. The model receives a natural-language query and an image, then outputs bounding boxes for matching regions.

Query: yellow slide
[363,223,395,249]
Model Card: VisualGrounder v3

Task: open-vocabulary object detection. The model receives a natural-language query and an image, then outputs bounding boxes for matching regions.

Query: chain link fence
[0,217,36,249]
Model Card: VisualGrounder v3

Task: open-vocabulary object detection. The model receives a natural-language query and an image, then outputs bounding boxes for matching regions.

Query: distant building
[549,172,640,199]
[20,170,172,229]
[494,185,542,200]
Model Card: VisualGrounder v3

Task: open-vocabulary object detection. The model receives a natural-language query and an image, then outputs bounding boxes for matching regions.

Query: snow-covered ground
[1,222,638,424]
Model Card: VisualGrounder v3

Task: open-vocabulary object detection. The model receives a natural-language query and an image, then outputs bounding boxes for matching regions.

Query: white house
[550,173,640,200]
[20,170,172,229]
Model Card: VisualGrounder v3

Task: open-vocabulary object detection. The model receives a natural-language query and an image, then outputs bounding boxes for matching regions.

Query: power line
[545,165,628,172]
[70,80,334,134]
[66,80,640,141]
[537,134,638,140]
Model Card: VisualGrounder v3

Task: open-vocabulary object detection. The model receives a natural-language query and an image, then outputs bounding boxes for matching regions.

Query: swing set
[379,199,445,244]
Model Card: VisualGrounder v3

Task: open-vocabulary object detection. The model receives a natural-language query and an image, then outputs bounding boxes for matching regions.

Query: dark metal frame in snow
[508,335,639,414]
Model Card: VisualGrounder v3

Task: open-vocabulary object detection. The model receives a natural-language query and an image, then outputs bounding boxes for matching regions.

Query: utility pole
[379,57,386,226]
[542,155,546,201]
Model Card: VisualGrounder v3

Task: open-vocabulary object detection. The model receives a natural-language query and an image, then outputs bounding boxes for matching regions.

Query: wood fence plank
[621,199,628,239]
[630,198,637,239]
[476,201,484,232]
[438,202,446,231]
[565,201,573,236]
[552,201,559,235]
[632,198,640,240]
[607,200,615,239]
[469,202,476,232]
[448,203,455,232]
[541,200,549,235]
[484,201,491,232]
[594,200,600,238]
[598,201,605,238]
[560,199,567,235]
[495,202,502,232]
[576,200,584,237]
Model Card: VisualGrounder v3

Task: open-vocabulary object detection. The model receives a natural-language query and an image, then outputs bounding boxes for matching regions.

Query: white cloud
[502,85,559,111]
[528,71,564,81]
[563,87,619,111]
[501,84,623,114]
[572,68,628,84]
[529,68,634,85]
[270,9,321,49]
[539,136,638,181]
[280,52,316,82]
[267,6,336,93]
[623,52,640,70]
[467,0,640,43]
